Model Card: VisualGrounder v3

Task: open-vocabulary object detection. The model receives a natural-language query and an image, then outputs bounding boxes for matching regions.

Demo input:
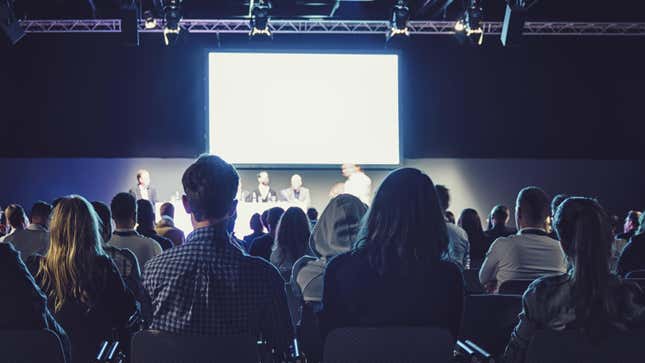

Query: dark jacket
[128,185,158,205]
[485,225,517,241]
[617,233,645,277]
[137,227,174,251]
[319,247,465,339]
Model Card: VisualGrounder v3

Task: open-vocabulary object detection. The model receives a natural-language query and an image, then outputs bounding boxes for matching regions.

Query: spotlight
[143,10,157,30]
[501,0,529,47]
[161,0,182,46]
[0,0,25,46]
[250,0,272,37]
[388,0,410,39]
[454,0,484,45]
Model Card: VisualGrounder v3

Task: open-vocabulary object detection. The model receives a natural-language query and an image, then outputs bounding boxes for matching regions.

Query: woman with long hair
[271,207,311,281]
[503,197,645,362]
[320,168,464,339]
[458,208,489,269]
[28,195,139,362]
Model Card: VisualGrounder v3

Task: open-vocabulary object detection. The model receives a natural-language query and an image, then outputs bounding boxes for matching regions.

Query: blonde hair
[38,195,105,312]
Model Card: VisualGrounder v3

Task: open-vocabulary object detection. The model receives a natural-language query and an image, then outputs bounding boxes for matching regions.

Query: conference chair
[463,269,486,294]
[0,329,66,363]
[323,326,453,363]
[459,294,522,358]
[498,279,534,295]
[525,328,645,363]
[130,330,258,363]
[625,269,645,279]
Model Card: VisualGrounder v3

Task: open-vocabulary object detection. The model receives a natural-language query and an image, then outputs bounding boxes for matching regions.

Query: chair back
[323,326,453,363]
[463,269,486,294]
[498,279,534,295]
[131,330,257,363]
[459,294,522,358]
[526,329,645,363]
[0,329,66,363]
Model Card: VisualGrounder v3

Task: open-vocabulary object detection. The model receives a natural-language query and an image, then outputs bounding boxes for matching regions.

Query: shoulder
[292,255,317,278]
[523,273,570,301]
[326,249,366,275]
[446,223,468,240]
[0,241,19,257]
[239,253,285,285]
[140,235,162,251]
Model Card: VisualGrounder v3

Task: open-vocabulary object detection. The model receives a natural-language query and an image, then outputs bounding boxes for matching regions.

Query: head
[435,184,450,213]
[624,210,642,234]
[458,209,485,241]
[182,155,239,227]
[515,187,550,230]
[310,194,367,258]
[445,211,456,224]
[306,208,318,222]
[91,201,112,243]
[341,163,360,178]
[554,197,614,336]
[266,207,285,235]
[136,199,156,229]
[261,209,270,231]
[273,207,311,266]
[5,204,27,230]
[291,174,303,190]
[137,169,151,187]
[551,194,569,217]
[490,205,511,228]
[257,171,270,186]
[111,192,137,229]
[30,201,53,228]
[358,168,448,275]
[38,195,105,312]
[160,202,175,219]
[249,213,263,233]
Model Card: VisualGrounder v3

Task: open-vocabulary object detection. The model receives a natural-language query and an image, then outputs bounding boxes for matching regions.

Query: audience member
[616,213,645,276]
[136,199,173,251]
[243,213,265,248]
[280,174,311,206]
[0,204,28,241]
[143,155,292,354]
[250,207,285,261]
[435,185,470,268]
[1,201,51,257]
[306,207,318,227]
[320,168,464,339]
[270,207,311,281]
[479,187,568,292]
[617,210,642,240]
[503,197,645,362]
[485,205,517,241]
[129,169,158,205]
[293,194,367,303]
[459,208,488,270]
[155,202,185,247]
[108,192,162,267]
[245,171,278,203]
[445,211,456,224]
[28,196,139,363]
[548,193,569,238]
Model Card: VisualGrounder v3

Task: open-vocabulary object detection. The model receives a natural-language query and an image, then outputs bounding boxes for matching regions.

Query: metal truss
[20,19,645,36]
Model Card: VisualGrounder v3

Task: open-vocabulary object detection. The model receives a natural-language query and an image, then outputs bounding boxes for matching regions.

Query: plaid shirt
[143,223,293,352]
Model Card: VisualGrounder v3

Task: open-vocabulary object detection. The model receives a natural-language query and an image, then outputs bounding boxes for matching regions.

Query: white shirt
[108,229,162,267]
[446,223,469,268]
[139,184,150,201]
[479,228,568,292]
[0,224,50,257]
[344,171,372,205]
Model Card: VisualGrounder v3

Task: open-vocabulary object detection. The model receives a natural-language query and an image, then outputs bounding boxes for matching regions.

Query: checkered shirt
[143,224,293,352]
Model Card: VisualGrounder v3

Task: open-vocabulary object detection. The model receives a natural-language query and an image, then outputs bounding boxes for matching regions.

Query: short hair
[111,192,137,222]
[182,155,239,221]
[136,169,149,180]
[91,201,112,243]
[307,207,318,221]
[249,213,263,232]
[5,204,26,228]
[551,194,569,216]
[137,199,155,227]
[435,184,450,212]
[517,186,550,226]
[30,201,52,222]
[266,207,285,233]
[160,202,175,219]
[491,205,510,223]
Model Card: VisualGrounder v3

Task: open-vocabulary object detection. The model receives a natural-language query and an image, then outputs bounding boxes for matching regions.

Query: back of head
[136,199,155,228]
[554,197,613,337]
[458,209,484,241]
[91,201,112,243]
[30,201,52,226]
[490,205,510,227]
[516,186,550,229]
[266,207,285,233]
[159,202,175,219]
[40,195,104,311]
[274,207,311,265]
[182,155,239,222]
[310,194,367,258]
[625,210,642,233]
[261,209,270,231]
[249,213,263,233]
[360,168,449,275]
[307,208,318,221]
[435,184,450,213]
[551,194,569,217]
[111,192,137,226]
[5,204,27,229]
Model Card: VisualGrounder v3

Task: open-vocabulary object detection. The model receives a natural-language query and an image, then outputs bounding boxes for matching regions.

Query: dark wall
[1,33,644,159]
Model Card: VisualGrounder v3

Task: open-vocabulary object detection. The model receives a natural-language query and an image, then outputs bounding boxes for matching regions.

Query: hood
[309,194,367,258]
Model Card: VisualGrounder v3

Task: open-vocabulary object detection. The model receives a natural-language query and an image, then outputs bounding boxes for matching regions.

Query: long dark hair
[273,207,311,267]
[458,208,485,243]
[357,168,448,275]
[553,197,615,336]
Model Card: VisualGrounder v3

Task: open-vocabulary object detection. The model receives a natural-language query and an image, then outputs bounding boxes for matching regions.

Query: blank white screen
[208,52,400,165]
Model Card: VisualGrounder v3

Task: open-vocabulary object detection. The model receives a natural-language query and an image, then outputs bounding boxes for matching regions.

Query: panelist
[129,169,158,205]
[245,171,277,203]
[280,174,311,206]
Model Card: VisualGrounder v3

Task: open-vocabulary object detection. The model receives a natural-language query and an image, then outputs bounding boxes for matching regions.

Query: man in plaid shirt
[143,155,293,354]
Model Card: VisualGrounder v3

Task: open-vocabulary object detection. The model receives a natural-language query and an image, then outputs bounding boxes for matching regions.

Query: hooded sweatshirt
[292,194,368,302]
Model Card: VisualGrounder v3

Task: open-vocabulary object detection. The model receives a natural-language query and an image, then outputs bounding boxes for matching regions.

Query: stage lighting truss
[161,0,182,45]
[388,0,411,39]
[454,0,484,45]
[18,19,645,37]
[250,0,272,37]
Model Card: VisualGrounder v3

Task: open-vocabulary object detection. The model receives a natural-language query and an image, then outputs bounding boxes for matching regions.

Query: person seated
[270,207,311,282]
[503,197,645,363]
[136,199,173,251]
[458,208,488,270]
[616,213,645,277]
[249,207,285,261]
[0,242,71,363]
[143,155,292,355]
[155,202,185,247]
[319,168,465,340]
[280,174,311,206]
[0,204,28,242]
[245,171,278,203]
[1,201,51,258]
[485,205,517,241]
[108,192,162,267]
[617,210,642,241]
[306,207,318,228]
[243,213,265,250]
[293,194,367,304]
[436,185,470,268]
[27,196,139,363]
[479,187,568,293]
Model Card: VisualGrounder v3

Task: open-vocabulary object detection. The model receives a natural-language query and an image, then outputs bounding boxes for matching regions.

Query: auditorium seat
[625,270,645,279]
[526,329,645,363]
[459,294,522,358]
[130,330,258,363]
[498,279,534,295]
[323,326,453,363]
[463,268,486,294]
[0,329,66,363]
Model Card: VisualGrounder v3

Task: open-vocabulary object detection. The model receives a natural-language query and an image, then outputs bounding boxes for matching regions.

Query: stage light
[0,0,25,46]
[454,0,484,45]
[250,0,272,37]
[501,0,529,47]
[161,0,182,46]
[388,0,410,39]
[143,10,157,29]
